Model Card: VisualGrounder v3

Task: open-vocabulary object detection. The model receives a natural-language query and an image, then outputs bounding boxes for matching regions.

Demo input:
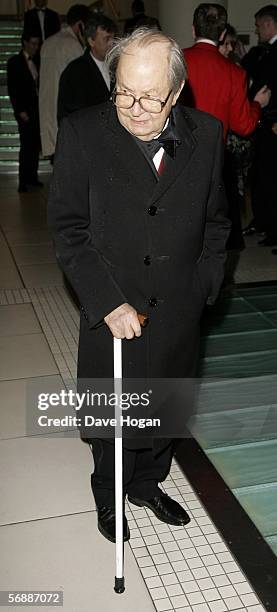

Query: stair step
[201,328,277,358]
[0,120,18,133]
[207,439,277,488]
[0,108,14,120]
[233,481,277,538]
[191,404,277,449]
[0,146,19,159]
[200,349,277,378]
[0,159,50,173]
[0,134,19,146]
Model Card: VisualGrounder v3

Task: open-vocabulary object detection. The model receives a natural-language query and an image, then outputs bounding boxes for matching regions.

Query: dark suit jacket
[124,12,161,34]
[7,51,39,120]
[248,40,277,125]
[183,42,261,139]
[24,7,60,40]
[57,49,110,122]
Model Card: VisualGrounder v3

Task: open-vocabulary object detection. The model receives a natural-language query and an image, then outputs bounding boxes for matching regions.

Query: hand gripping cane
[114,313,148,594]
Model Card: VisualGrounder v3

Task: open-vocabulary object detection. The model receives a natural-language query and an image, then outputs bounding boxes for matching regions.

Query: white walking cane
[113,314,148,594]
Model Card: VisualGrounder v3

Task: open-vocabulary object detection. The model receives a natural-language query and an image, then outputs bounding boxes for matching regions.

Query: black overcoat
[48,102,230,448]
[57,49,110,123]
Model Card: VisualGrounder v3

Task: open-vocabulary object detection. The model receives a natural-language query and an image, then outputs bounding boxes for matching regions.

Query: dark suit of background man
[124,0,161,34]
[247,5,277,250]
[57,14,116,123]
[7,31,42,193]
[24,0,60,42]
[48,29,230,544]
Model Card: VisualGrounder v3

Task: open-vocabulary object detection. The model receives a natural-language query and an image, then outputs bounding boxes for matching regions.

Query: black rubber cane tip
[114,577,125,594]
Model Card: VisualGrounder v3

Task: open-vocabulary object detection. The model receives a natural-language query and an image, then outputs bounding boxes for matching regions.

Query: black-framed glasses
[112,89,173,113]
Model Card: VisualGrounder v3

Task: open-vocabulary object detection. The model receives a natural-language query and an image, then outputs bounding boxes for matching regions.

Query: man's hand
[19,112,29,122]
[104,303,142,339]
[254,85,271,108]
[272,122,277,135]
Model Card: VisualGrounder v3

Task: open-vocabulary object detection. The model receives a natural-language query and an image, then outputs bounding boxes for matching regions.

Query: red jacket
[183,42,261,139]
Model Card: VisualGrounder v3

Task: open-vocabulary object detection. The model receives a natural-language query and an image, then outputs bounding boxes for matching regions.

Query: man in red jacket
[183,3,270,140]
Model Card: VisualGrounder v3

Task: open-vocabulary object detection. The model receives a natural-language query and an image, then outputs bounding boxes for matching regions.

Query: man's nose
[131,100,144,116]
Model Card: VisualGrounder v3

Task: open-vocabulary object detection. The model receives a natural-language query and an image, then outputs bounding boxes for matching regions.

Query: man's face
[115,42,183,141]
[35,0,47,8]
[89,27,114,61]
[24,37,40,57]
[255,16,273,42]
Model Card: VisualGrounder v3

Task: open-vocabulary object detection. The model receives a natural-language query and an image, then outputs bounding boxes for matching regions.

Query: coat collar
[103,102,198,201]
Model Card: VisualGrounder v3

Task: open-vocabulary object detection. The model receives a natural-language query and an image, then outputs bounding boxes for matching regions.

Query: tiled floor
[0,174,272,611]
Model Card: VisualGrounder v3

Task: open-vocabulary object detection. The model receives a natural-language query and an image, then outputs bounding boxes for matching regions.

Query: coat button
[148,205,157,216]
[144,255,151,265]
[149,297,157,307]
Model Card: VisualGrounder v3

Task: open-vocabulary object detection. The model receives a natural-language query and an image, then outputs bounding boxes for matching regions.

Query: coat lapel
[103,103,157,196]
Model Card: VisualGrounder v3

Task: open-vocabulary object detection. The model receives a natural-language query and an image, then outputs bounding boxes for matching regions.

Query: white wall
[227,0,266,47]
[159,0,228,48]
[0,0,158,20]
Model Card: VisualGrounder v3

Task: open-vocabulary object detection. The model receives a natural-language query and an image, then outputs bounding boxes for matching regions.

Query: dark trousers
[251,126,277,237]
[91,439,173,507]
[18,115,40,186]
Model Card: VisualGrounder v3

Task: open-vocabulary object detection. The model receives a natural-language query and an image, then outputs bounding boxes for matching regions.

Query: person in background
[124,0,160,35]
[57,14,116,122]
[218,25,253,252]
[182,3,270,140]
[7,31,42,193]
[246,5,277,251]
[39,3,91,159]
[24,0,60,42]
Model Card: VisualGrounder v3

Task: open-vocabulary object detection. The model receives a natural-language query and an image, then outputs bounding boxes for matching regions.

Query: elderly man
[48,28,230,543]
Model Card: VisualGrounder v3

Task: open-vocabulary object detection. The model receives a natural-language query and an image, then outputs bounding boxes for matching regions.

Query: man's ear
[172,81,185,106]
[219,29,226,42]
[192,24,196,40]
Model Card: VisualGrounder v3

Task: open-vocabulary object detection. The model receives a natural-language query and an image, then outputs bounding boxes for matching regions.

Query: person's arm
[7,58,26,117]
[197,122,231,304]
[229,65,263,136]
[48,116,128,328]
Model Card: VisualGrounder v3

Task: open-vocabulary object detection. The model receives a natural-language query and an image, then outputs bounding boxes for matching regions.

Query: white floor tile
[0,333,58,380]
[0,375,65,440]
[0,512,155,612]
[0,303,41,336]
[0,436,93,524]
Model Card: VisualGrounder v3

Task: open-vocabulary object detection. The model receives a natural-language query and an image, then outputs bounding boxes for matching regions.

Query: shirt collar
[269,34,277,44]
[195,38,217,46]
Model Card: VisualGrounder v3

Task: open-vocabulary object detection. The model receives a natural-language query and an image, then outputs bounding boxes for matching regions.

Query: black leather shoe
[128,492,190,526]
[18,184,28,193]
[97,506,130,543]
[30,180,43,187]
[258,236,277,246]
[242,224,256,236]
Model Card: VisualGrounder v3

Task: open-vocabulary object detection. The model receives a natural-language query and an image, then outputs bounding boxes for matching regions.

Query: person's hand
[104,303,142,339]
[19,111,29,122]
[254,85,271,108]
[272,122,277,135]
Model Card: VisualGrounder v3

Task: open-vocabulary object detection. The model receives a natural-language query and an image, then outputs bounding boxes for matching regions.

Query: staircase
[193,284,277,557]
[0,20,49,173]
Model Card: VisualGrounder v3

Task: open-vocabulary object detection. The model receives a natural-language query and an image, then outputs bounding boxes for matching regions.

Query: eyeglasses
[112,89,173,113]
